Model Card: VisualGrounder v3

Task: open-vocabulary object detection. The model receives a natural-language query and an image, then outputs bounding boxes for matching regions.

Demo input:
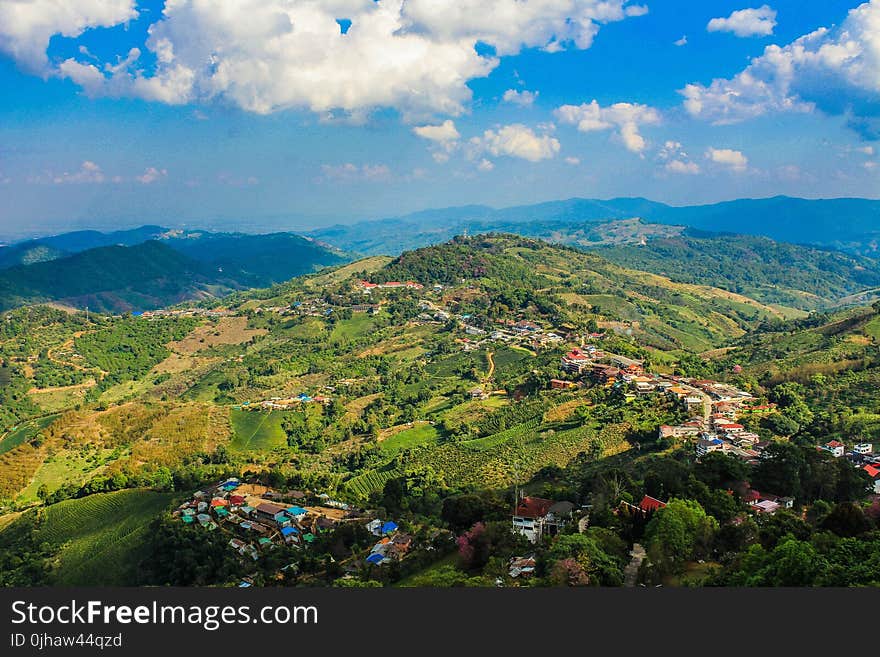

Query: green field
[0,414,58,456]
[379,423,441,455]
[229,409,288,451]
[25,489,176,585]
[330,314,378,342]
[16,446,117,504]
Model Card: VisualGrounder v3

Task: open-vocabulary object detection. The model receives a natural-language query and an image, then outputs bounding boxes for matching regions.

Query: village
[173,478,417,583]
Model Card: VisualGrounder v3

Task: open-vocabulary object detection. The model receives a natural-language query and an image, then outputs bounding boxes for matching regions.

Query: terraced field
[26,489,177,585]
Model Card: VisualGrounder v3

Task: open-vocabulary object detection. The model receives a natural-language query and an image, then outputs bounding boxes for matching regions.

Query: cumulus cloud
[52,160,106,184]
[477,158,495,172]
[658,140,700,174]
[674,35,687,46]
[319,163,392,182]
[470,123,560,162]
[666,160,700,174]
[502,89,539,106]
[412,120,460,142]
[136,167,168,184]
[0,0,137,71]
[554,100,661,152]
[706,147,749,171]
[12,0,644,119]
[707,5,777,38]
[683,1,880,138]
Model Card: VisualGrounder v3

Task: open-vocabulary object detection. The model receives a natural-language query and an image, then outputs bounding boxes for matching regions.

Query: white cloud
[0,0,137,71]
[52,160,105,184]
[319,163,392,182]
[554,100,661,152]
[706,147,749,171]
[683,1,880,138]
[564,156,581,165]
[18,0,643,119]
[477,158,495,172]
[470,123,560,162]
[502,89,538,107]
[413,120,460,142]
[136,167,168,184]
[625,4,649,17]
[658,140,700,174]
[707,5,777,38]
[666,160,700,174]
[674,35,687,46]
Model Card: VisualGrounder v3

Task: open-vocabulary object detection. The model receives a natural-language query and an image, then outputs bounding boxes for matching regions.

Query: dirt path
[485,351,495,382]
[624,543,646,587]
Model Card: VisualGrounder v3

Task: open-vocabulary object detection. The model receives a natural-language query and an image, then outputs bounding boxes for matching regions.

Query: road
[624,543,646,587]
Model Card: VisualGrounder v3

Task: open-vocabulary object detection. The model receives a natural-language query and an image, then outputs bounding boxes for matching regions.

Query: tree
[752,442,805,499]
[820,502,871,538]
[645,499,718,575]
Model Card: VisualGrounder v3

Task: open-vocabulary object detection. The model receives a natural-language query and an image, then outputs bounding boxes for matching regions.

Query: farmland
[229,409,288,451]
[26,489,177,585]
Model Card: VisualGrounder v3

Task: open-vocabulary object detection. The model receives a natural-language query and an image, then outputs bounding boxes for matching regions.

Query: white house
[853,443,874,456]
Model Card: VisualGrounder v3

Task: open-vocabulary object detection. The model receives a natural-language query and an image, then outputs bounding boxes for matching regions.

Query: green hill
[371,234,785,352]
[0,240,240,313]
[593,229,880,310]
[0,489,176,585]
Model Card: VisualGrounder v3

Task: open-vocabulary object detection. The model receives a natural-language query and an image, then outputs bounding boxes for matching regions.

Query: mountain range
[2,195,880,313]
[308,195,880,256]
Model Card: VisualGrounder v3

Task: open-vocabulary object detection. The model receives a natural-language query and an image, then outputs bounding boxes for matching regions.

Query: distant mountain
[652,197,880,255]
[0,226,350,288]
[308,195,880,257]
[0,241,241,313]
[34,225,168,252]
[0,242,68,269]
[160,231,347,286]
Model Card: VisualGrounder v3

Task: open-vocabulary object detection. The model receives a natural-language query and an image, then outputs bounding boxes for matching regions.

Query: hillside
[163,231,347,286]
[0,241,240,313]
[593,229,880,311]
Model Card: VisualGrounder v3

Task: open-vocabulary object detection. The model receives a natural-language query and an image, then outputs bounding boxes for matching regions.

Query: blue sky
[0,0,878,239]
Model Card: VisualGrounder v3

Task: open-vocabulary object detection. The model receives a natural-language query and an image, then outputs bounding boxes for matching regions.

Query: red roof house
[639,495,667,513]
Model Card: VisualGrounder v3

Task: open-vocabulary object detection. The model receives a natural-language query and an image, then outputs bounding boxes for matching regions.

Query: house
[853,443,874,456]
[754,500,781,514]
[639,495,667,513]
[508,555,537,578]
[254,502,291,526]
[544,501,575,536]
[469,386,488,400]
[820,440,846,458]
[658,424,702,439]
[512,497,554,543]
[696,437,725,457]
[864,465,880,494]
[391,533,413,554]
[550,378,576,390]
[684,396,704,411]
[561,349,591,374]
[366,519,399,537]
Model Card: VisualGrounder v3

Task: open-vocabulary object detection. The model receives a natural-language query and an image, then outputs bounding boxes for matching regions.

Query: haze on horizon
[1,0,879,240]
